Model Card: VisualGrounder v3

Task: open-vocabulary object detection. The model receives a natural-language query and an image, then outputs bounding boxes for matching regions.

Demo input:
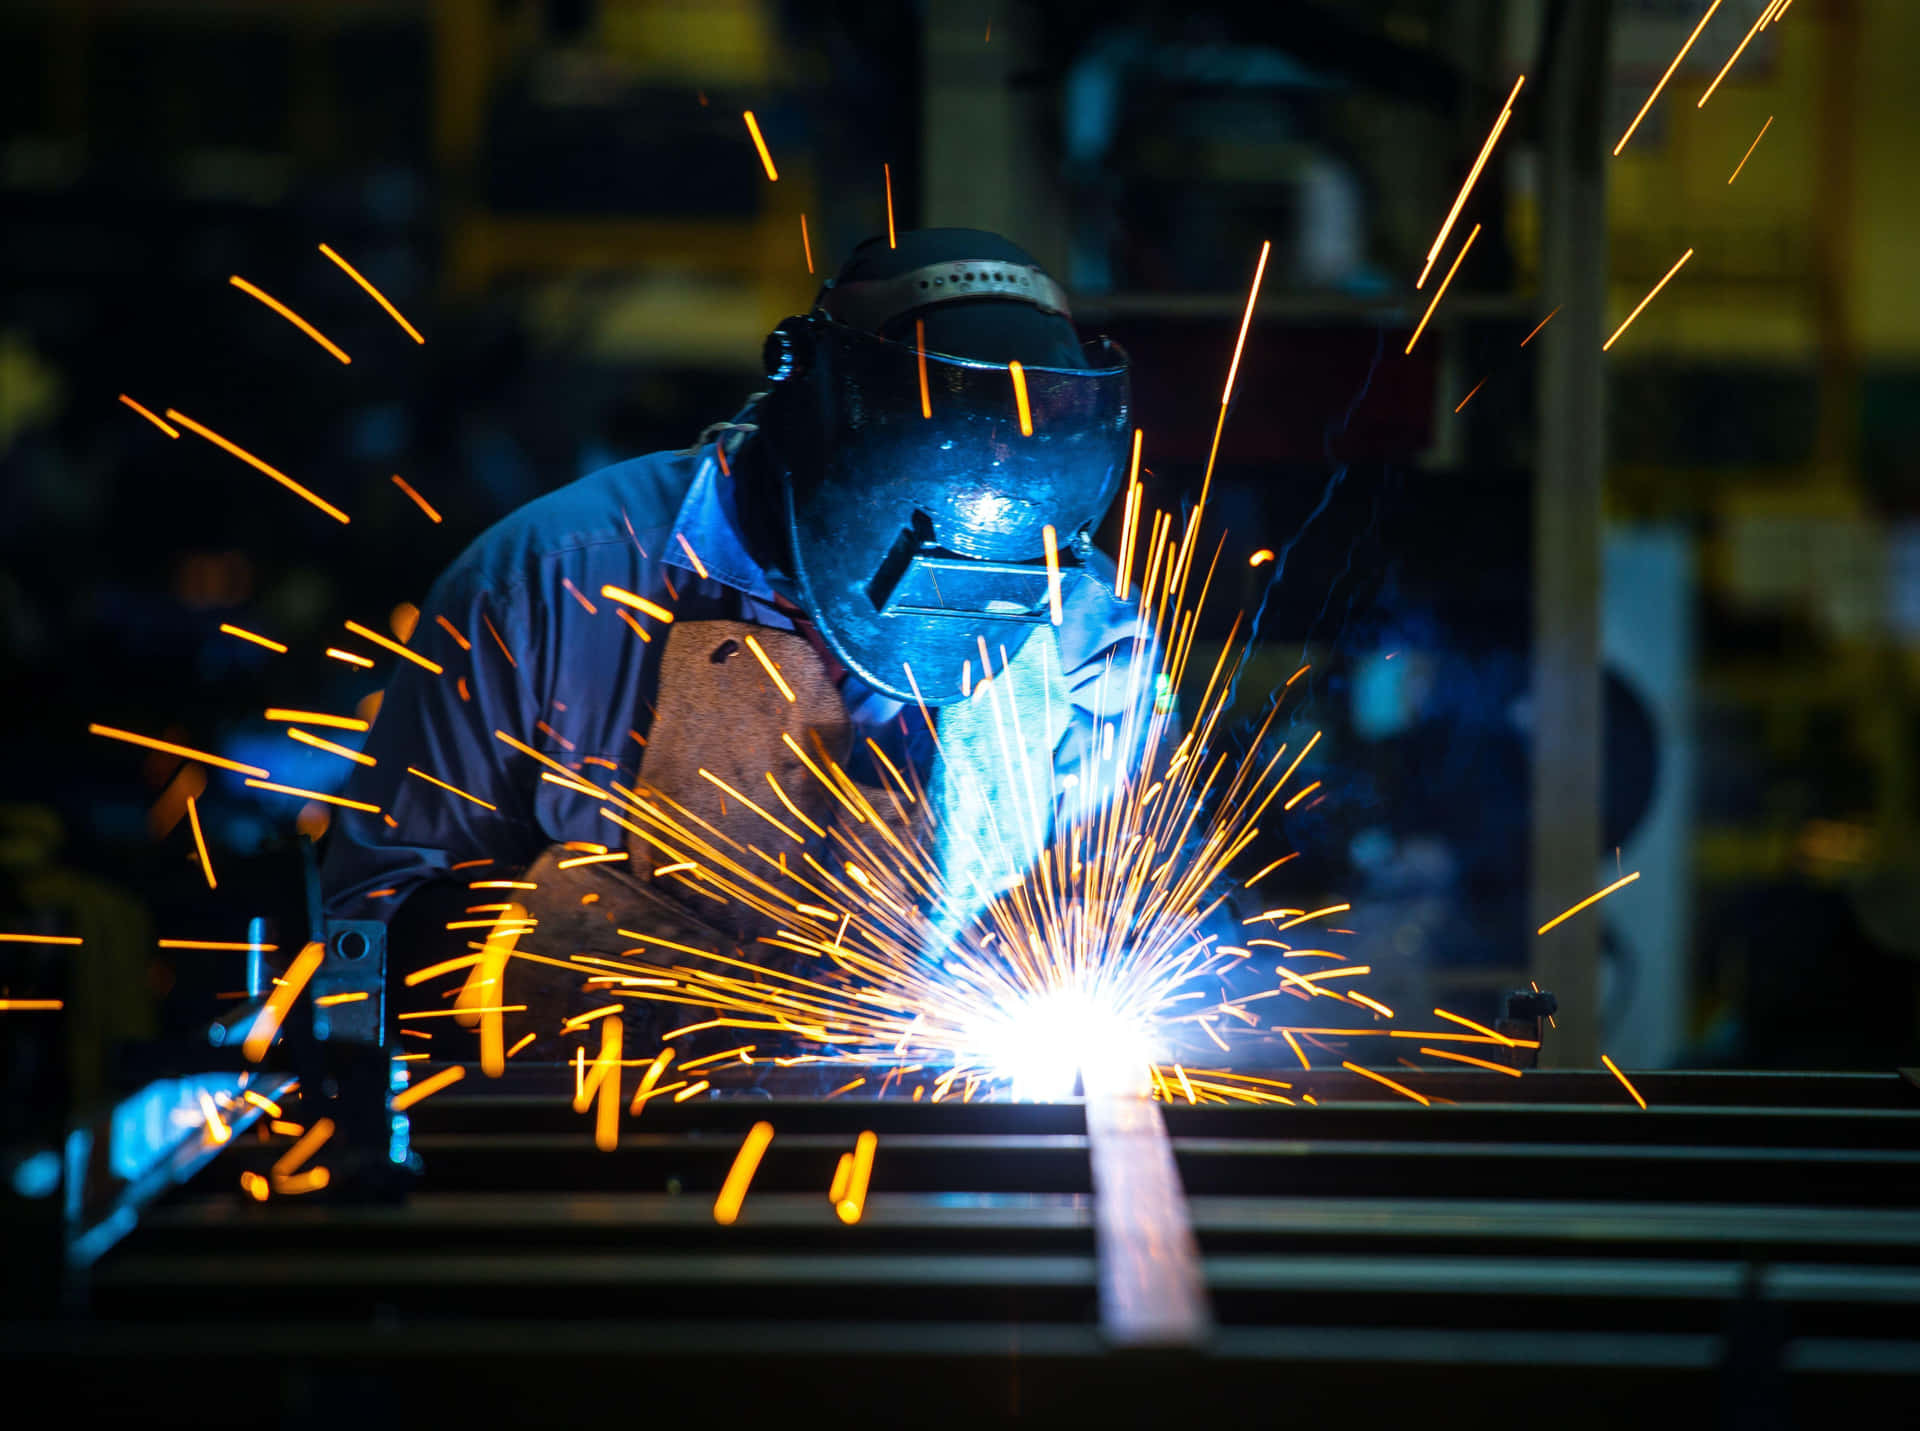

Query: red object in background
[1092,318,1437,464]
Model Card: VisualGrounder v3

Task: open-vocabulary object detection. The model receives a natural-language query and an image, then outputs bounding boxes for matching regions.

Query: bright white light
[962,989,1159,1102]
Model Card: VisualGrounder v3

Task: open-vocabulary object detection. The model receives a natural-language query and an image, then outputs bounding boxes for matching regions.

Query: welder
[320,228,1161,1051]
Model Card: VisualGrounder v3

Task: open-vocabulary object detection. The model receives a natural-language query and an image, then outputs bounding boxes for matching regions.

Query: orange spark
[272,1117,335,1176]
[391,1063,466,1111]
[836,1129,878,1224]
[615,609,651,643]
[1419,75,1522,286]
[1009,360,1033,436]
[89,723,268,777]
[0,1000,64,1011]
[1282,781,1321,811]
[326,648,373,668]
[1699,0,1779,108]
[560,1004,624,1032]
[244,779,380,813]
[403,954,487,989]
[801,213,814,273]
[1454,377,1488,413]
[1244,852,1299,887]
[241,1090,283,1117]
[186,795,216,889]
[1601,1054,1648,1110]
[273,1168,330,1196]
[713,1120,776,1225]
[1115,428,1143,600]
[242,940,325,1062]
[118,395,179,437]
[433,614,471,652]
[166,409,350,524]
[630,1049,676,1114]
[345,619,443,675]
[197,1088,230,1144]
[1342,1061,1430,1106]
[507,1032,537,1059]
[1615,1,1722,154]
[825,1076,867,1100]
[287,728,375,766]
[593,1015,623,1151]
[157,939,274,951]
[1603,253,1692,352]
[1222,240,1272,405]
[1728,116,1773,184]
[1520,305,1561,346]
[1406,222,1480,355]
[313,991,369,1007]
[239,1171,270,1201]
[915,318,932,419]
[1420,1046,1523,1077]
[673,1080,710,1103]
[229,275,351,364]
[676,531,710,580]
[1042,524,1064,625]
[265,708,367,731]
[829,1152,854,1203]
[481,612,517,666]
[599,585,674,623]
[1249,549,1274,567]
[1348,992,1395,1020]
[743,633,798,702]
[1281,1029,1311,1071]
[1538,870,1642,934]
[1434,1007,1515,1046]
[390,474,442,523]
[406,766,497,811]
[556,851,629,870]
[219,623,286,653]
[884,162,896,248]
[319,242,424,343]
[743,111,779,181]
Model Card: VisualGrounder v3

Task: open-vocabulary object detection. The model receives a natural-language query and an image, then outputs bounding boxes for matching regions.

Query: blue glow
[10,1149,60,1199]
[222,730,357,797]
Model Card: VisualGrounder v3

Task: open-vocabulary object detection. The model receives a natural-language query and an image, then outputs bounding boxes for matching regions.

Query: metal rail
[7,1067,1918,1423]
[1083,1080,1210,1347]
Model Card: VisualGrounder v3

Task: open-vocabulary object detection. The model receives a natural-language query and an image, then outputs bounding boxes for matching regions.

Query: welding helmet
[757,229,1132,707]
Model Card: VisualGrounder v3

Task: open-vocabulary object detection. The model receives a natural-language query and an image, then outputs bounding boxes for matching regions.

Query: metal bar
[1083,1081,1211,1347]
[1530,0,1612,1065]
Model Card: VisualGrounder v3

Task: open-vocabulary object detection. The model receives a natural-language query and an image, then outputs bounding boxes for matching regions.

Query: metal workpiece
[10,1067,1919,1422]
[1083,1073,1211,1348]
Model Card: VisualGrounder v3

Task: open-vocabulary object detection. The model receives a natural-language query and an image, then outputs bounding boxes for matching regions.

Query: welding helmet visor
[764,314,1131,706]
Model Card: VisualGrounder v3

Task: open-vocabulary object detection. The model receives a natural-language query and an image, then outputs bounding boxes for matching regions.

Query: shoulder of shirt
[428,449,699,606]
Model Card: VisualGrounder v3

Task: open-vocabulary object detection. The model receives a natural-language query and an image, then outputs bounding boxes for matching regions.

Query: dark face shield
[763,316,1131,707]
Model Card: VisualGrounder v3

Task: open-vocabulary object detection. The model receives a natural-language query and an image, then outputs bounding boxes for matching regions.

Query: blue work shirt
[320,436,1155,925]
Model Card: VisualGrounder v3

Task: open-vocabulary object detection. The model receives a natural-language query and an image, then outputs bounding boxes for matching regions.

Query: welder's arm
[319,575,544,924]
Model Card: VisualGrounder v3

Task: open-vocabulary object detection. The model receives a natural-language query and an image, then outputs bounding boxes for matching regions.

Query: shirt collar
[665,444,778,603]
